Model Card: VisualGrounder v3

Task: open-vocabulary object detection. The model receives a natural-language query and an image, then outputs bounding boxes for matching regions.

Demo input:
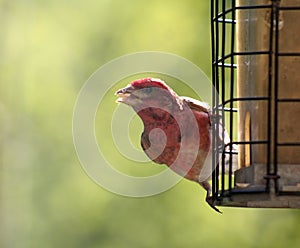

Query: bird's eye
[143,87,152,94]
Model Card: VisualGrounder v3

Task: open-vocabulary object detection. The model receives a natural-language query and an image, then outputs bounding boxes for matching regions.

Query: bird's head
[115,78,183,111]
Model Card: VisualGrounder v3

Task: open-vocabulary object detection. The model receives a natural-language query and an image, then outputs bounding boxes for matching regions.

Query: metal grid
[210,0,300,206]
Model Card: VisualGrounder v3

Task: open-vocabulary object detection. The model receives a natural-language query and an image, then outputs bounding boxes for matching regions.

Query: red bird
[116,78,221,212]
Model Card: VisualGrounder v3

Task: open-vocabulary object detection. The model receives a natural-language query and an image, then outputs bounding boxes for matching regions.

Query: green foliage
[1,0,300,248]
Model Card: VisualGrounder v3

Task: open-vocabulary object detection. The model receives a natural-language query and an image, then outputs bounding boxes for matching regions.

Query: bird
[115,77,225,213]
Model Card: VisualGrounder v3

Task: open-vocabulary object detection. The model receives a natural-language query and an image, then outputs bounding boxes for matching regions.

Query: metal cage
[211,0,300,208]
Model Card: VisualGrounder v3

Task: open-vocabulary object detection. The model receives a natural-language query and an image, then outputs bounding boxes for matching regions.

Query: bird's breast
[139,107,211,181]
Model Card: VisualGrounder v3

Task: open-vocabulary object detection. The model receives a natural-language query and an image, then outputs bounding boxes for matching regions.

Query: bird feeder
[211,0,300,208]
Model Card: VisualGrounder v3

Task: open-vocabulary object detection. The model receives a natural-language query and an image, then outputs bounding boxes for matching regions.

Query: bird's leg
[199,181,222,214]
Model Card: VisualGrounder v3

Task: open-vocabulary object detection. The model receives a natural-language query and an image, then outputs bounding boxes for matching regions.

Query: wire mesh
[210,0,300,206]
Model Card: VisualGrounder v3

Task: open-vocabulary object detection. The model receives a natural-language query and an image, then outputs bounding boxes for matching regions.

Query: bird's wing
[181,96,230,145]
[181,96,238,173]
[180,96,210,114]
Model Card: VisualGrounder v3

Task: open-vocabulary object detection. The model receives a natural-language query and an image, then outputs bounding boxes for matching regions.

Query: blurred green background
[1,0,300,247]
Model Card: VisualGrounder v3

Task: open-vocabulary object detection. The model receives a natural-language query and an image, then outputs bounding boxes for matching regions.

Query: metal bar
[229,188,268,194]
[230,140,269,145]
[279,6,300,11]
[210,0,217,199]
[266,0,275,192]
[222,97,270,107]
[235,5,272,11]
[214,0,220,198]
[277,142,300,146]
[221,0,226,106]
[228,0,236,193]
[215,0,219,94]
[278,191,300,196]
[210,0,215,198]
[277,98,300,102]
[214,51,270,65]
[220,0,227,197]
[273,0,280,194]
[234,51,271,55]
[278,52,300,56]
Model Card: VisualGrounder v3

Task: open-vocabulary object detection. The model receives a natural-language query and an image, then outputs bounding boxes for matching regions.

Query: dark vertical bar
[210,0,216,198]
[221,0,226,196]
[266,1,275,192]
[221,0,226,105]
[273,0,280,193]
[211,0,216,91]
[228,0,236,192]
[215,0,220,197]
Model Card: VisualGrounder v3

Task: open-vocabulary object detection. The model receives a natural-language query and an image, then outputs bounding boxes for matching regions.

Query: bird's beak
[115,85,134,103]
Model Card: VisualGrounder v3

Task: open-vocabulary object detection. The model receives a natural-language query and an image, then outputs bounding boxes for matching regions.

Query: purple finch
[116,78,222,212]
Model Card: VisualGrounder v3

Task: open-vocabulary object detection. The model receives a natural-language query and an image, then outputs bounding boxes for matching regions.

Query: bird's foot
[206,196,222,214]
[199,181,222,214]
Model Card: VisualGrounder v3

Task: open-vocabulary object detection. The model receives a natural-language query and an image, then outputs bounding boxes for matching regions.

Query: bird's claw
[206,196,222,214]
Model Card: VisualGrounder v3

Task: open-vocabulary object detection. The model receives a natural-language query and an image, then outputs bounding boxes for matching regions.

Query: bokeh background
[1,0,300,247]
